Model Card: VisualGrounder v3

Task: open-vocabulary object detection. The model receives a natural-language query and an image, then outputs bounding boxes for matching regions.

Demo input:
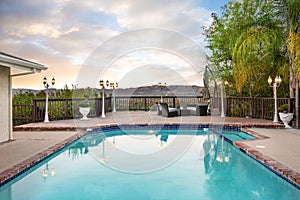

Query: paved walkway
[1,111,299,186]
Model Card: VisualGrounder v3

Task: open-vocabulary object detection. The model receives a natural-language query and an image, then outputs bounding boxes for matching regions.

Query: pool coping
[1,123,299,190]
[13,121,284,131]
[235,128,300,189]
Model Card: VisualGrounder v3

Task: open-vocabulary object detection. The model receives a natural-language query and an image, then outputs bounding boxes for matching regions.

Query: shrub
[278,104,289,113]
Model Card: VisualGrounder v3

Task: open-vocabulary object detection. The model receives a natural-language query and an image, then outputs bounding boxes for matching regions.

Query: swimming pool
[0,126,299,199]
[219,129,255,141]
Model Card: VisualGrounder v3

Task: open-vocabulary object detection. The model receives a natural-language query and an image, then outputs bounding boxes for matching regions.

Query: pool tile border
[13,121,284,132]
[0,131,86,187]
[235,128,300,189]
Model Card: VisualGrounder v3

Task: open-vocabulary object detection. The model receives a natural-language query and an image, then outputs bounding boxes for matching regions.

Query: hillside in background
[115,85,206,96]
[13,85,207,97]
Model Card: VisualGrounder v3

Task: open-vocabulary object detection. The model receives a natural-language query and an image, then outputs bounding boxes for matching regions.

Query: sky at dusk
[0,0,236,89]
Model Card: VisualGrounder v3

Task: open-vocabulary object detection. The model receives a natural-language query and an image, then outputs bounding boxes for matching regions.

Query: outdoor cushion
[160,103,179,117]
[169,108,178,112]
[187,107,196,111]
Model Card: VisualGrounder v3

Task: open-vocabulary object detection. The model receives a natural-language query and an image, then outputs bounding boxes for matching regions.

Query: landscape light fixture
[99,80,110,118]
[109,82,118,112]
[218,80,225,117]
[43,76,55,122]
[268,75,282,123]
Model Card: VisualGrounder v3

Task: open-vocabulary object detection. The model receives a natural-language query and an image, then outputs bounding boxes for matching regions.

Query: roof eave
[0,56,47,71]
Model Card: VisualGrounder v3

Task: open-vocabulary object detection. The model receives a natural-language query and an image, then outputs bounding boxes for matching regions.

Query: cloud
[74,28,207,89]
[10,24,80,39]
[99,0,212,35]
[0,0,215,89]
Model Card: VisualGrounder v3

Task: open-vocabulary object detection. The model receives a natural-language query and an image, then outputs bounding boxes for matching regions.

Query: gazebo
[0,52,47,143]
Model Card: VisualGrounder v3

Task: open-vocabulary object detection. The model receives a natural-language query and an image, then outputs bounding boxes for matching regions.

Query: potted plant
[278,104,289,113]
[79,96,90,120]
[278,104,293,128]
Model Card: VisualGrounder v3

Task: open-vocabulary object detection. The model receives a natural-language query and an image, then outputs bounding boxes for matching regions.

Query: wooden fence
[12,96,295,125]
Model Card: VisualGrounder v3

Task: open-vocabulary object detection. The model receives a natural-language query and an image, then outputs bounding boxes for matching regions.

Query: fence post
[249,97,252,118]
[32,100,36,122]
[144,97,147,111]
[105,97,112,112]
[291,96,298,128]
[261,98,264,119]
[226,97,230,116]
[31,100,36,122]
[65,99,68,119]
[173,97,176,108]
[109,96,112,111]
[96,98,100,116]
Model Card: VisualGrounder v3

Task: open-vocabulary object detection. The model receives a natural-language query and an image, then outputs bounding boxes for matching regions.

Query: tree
[13,92,34,104]
[204,2,246,78]
[36,90,46,98]
[56,84,73,98]
[273,0,300,97]
[72,87,99,98]
[204,0,289,97]
[232,27,285,95]
[287,32,300,77]
[271,0,300,126]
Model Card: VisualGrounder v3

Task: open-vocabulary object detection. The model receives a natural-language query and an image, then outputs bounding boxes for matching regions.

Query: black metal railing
[115,96,207,111]
[12,96,295,126]
[13,97,111,125]
[225,97,294,120]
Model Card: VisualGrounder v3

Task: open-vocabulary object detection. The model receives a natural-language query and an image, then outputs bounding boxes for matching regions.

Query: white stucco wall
[0,66,11,143]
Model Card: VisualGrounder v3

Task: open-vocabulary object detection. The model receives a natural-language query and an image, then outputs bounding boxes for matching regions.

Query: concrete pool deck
[0,131,78,173]
[0,111,299,187]
[244,128,300,173]
[235,128,300,186]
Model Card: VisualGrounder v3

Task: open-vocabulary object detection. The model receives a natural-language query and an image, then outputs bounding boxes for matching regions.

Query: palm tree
[274,0,300,97]
[232,26,285,96]
[274,0,300,127]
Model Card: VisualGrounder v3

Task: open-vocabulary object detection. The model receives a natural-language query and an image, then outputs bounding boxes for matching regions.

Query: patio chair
[155,102,162,115]
[160,102,179,117]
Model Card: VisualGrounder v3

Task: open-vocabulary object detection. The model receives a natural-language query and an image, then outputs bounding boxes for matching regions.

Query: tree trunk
[295,79,300,128]
[289,56,295,98]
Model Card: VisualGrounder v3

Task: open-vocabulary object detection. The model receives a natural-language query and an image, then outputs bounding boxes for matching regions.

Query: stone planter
[79,107,90,120]
[279,112,293,128]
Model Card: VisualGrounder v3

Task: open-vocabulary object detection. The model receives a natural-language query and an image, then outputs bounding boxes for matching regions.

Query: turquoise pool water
[0,127,299,200]
[219,130,255,141]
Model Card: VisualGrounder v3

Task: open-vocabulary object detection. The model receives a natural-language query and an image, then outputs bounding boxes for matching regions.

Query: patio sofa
[186,103,209,116]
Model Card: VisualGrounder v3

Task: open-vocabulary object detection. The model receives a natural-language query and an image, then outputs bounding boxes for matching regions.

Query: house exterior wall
[0,66,11,142]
